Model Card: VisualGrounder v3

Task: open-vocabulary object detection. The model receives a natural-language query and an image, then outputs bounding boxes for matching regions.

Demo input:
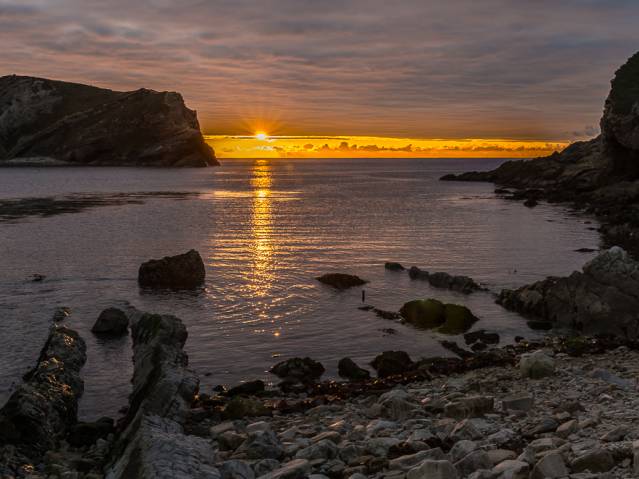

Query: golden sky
[206,135,568,159]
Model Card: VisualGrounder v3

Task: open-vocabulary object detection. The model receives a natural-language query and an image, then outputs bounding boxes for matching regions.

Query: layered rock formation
[498,247,639,339]
[105,310,218,478]
[442,52,639,255]
[0,75,218,167]
[0,325,87,474]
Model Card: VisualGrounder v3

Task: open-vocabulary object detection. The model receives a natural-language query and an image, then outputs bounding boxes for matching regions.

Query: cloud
[1,0,638,139]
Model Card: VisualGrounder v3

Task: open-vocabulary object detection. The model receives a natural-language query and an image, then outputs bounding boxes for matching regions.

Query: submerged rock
[498,247,639,338]
[92,307,129,335]
[0,325,87,470]
[0,75,218,167]
[315,273,368,290]
[138,249,206,290]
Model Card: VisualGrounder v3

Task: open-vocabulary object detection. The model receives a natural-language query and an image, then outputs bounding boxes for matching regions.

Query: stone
[486,450,517,466]
[591,368,634,390]
[315,273,367,290]
[253,459,280,476]
[454,450,492,477]
[91,307,129,335]
[138,249,206,290]
[270,357,325,385]
[501,394,534,412]
[570,448,615,473]
[53,307,71,322]
[377,389,419,420]
[525,417,559,437]
[427,272,481,294]
[555,419,578,438]
[225,398,270,421]
[406,460,458,479]
[530,452,568,479]
[464,330,500,345]
[389,449,446,471]
[239,430,284,460]
[219,431,246,451]
[449,419,482,441]
[220,460,255,479]
[400,299,446,328]
[0,75,218,167]
[450,440,478,463]
[338,358,370,381]
[227,380,266,397]
[492,460,529,479]
[438,304,479,335]
[385,262,405,271]
[408,266,430,280]
[257,459,310,479]
[519,350,555,379]
[444,396,494,419]
[601,425,630,442]
[310,431,340,444]
[633,440,639,475]
[295,439,339,461]
[370,351,414,377]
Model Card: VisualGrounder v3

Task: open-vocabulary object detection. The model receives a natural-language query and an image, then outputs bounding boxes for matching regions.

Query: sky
[2,0,638,158]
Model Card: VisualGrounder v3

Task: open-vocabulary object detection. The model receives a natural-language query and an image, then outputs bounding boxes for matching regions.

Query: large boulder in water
[400,299,446,328]
[438,304,479,335]
[371,351,414,378]
[92,307,129,335]
[138,249,205,290]
[498,247,639,338]
[0,75,218,167]
[316,273,368,290]
[270,357,325,384]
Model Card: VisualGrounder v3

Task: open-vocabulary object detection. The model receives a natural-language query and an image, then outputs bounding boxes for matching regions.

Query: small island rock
[138,249,206,290]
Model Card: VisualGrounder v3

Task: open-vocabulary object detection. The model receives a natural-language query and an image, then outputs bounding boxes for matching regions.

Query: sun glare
[255,132,268,140]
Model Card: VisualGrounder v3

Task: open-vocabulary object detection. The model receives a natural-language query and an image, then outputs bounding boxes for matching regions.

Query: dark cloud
[1,0,637,139]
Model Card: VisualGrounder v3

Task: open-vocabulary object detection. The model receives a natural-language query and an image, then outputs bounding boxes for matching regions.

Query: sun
[255,132,269,140]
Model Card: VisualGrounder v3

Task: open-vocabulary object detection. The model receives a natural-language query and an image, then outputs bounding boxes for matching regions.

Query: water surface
[0,158,601,419]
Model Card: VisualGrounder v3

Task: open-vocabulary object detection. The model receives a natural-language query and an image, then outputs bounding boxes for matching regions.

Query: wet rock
[406,459,458,479]
[400,299,446,328]
[449,419,482,441]
[67,417,114,447]
[315,273,367,290]
[138,249,206,290]
[338,358,371,381]
[519,350,554,378]
[385,262,405,271]
[450,440,478,462]
[270,357,325,385]
[258,459,310,479]
[224,397,271,419]
[370,351,414,378]
[570,448,615,473]
[408,266,430,280]
[91,307,129,335]
[523,198,538,208]
[377,389,419,421]
[530,452,568,479]
[464,330,500,346]
[227,380,266,397]
[220,460,255,479]
[427,272,481,294]
[0,325,87,468]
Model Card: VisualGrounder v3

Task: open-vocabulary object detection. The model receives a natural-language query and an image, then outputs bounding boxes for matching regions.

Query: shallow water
[0,158,601,419]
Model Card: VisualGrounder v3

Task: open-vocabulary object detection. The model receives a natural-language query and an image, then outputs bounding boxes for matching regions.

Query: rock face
[105,310,218,478]
[0,326,87,472]
[498,247,639,338]
[0,75,218,167]
[441,52,639,255]
[138,249,206,290]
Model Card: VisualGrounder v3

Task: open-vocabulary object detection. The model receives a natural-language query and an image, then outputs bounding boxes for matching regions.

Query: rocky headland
[0,75,218,167]
[441,51,639,256]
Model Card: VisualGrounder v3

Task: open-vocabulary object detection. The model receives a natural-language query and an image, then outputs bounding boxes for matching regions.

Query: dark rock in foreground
[315,273,368,290]
[138,249,206,290]
[0,326,87,471]
[0,75,218,167]
[498,247,639,338]
[92,307,129,335]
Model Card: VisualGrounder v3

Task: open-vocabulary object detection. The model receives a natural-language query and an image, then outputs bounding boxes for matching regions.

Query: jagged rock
[105,311,207,478]
[519,350,554,379]
[377,389,419,421]
[370,351,414,378]
[338,358,371,381]
[498,247,639,338]
[315,273,368,290]
[138,249,205,290]
[0,325,86,470]
[0,75,217,167]
[384,262,405,271]
[92,307,129,335]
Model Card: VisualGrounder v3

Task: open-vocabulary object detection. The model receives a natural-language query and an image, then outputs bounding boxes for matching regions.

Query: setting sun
[255,132,269,141]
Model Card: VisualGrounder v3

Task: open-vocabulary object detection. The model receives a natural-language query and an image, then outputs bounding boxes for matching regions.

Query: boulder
[400,299,446,328]
[428,272,481,294]
[408,266,430,280]
[258,459,310,479]
[0,75,217,167]
[224,397,271,419]
[315,273,368,290]
[338,358,371,381]
[226,380,265,397]
[530,452,568,479]
[270,357,325,384]
[370,351,414,378]
[0,326,87,470]
[406,460,458,479]
[438,304,479,335]
[138,249,206,290]
[519,350,554,379]
[384,262,405,271]
[92,307,129,335]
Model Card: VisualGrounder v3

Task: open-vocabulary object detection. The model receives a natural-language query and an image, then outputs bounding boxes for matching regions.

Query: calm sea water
[0,158,600,419]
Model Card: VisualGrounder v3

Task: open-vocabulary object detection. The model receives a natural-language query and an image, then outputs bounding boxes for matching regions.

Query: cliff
[0,75,218,167]
[441,51,639,254]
